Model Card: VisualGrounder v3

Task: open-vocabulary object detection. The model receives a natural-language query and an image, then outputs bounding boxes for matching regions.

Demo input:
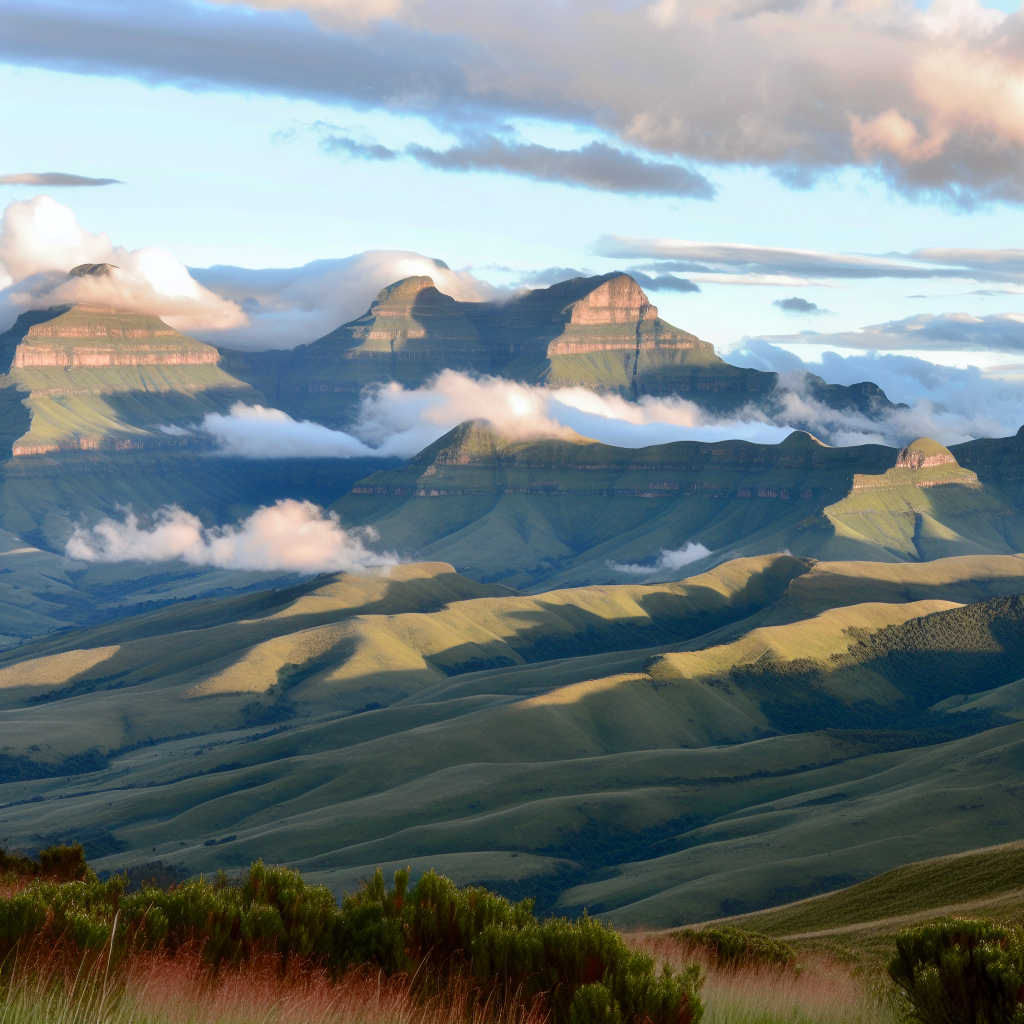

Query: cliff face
[851,438,976,491]
[5,305,220,369]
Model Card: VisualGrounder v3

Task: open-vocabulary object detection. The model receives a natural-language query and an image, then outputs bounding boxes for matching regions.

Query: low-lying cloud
[198,373,794,461]
[66,499,397,573]
[0,172,122,186]
[607,542,712,576]
[732,341,1024,446]
[0,196,244,333]
[189,252,506,350]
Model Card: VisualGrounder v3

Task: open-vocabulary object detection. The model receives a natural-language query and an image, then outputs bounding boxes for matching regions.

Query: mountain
[0,552,1019,924]
[219,273,902,425]
[0,303,255,458]
[329,423,1024,589]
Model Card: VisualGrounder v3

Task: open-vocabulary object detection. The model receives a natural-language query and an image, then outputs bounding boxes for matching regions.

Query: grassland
[0,552,1018,925]
[330,424,1024,590]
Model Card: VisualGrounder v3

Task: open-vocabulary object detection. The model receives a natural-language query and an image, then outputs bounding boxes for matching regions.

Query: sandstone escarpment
[6,305,220,368]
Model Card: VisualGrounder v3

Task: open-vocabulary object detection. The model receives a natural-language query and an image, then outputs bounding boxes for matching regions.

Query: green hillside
[331,424,1024,589]
[0,553,1019,925]
[0,304,257,456]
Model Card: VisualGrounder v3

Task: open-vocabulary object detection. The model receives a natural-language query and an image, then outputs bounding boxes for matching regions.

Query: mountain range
[0,266,1020,928]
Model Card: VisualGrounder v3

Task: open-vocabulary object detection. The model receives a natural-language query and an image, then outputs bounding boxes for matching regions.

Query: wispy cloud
[322,133,715,198]
[0,172,122,186]
[607,542,712,575]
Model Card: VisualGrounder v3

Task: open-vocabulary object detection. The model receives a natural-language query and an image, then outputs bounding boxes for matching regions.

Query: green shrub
[0,843,92,882]
[887,918,1024,1024]
[674,925,797,970]
[0,861,704,1024]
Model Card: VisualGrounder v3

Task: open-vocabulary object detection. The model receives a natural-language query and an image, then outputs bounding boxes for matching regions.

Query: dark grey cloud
[0,172,121,186]
[403,138,715,199]
[596,237,1024,285]
[754,312,1024,354]
[4,0,1021,204]
[774,296,826,314]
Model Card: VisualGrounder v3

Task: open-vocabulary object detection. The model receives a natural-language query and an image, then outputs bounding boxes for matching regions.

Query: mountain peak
[68,262,118,278]
[895,437,957,470]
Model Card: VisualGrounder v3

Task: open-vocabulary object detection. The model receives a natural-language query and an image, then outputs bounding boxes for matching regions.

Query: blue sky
[1,0,1023,442]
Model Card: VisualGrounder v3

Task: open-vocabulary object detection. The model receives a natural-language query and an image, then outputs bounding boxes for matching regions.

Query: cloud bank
[0,196,245,333]
[607,542,713,576]
[66,499,397,572]
[3,0,1023,203]
[0,172,122,186]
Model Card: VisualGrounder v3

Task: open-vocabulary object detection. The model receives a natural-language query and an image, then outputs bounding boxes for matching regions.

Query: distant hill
[219,273,904,425]
[331,423,1024,589]
[0,552,1019,924]
[0,303,256,458]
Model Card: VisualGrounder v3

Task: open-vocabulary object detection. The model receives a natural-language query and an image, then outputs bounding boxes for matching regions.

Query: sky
[1,0,1023,444]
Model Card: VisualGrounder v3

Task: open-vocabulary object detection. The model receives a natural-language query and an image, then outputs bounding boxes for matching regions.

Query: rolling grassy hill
[681,841,1024,959]
[0,552,1019,925]
[331,425,1024,589]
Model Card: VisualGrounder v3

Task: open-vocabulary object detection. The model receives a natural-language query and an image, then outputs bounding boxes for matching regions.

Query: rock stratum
[0,304,254,458]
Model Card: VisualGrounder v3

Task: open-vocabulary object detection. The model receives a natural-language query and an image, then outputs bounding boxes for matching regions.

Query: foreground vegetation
[0,846,1021,1023]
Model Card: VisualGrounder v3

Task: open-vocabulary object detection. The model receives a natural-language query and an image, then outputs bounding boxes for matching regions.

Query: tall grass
[628,934,897,1024]
[0,948,547,1024]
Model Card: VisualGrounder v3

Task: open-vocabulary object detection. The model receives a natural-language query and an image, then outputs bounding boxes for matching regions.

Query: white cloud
[65,499,397,573]
[0,196,245,333]
[607,542,712,575]
[198,373,794,460]
[190,253,507,350]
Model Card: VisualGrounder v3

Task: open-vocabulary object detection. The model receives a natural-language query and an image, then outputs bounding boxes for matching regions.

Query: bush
[0,843,92,882]
[0,861,704,1024]
[887,918,1024,1024]
[674,926,796,970]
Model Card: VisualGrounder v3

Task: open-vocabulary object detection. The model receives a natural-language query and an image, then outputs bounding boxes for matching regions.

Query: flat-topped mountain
[332,423,1024,588]
[0,304,254,459]
[1,304,220,369]
[220,272,785,423]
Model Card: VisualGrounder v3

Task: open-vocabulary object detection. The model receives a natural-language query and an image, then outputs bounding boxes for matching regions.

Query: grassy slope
[331,426,1024,590]
[0,554,1019,924]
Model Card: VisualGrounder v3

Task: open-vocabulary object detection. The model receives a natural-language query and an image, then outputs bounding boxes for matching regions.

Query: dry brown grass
[628,933,897,1024]
[0,949,548,1024]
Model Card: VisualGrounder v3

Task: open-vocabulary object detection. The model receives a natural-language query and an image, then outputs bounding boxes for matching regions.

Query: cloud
[320,135,397,160]
[5,0,1024,203]
[190,252,506,350]
[65,499,397,572]
[731,340,1024,445]
[774,296,828,314]
[0,196,245,333]
[629,271,701,293]
[607,542,712,575]
[196,371,794,462]
[322,131,715,198]
[202,403,380,457]
[759,311,1024,353]
[403,138,715,199]
[595,236,1019,283]
[0,172,122,186]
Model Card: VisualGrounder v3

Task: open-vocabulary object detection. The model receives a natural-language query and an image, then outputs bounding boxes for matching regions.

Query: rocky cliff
[3,305,220,369]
